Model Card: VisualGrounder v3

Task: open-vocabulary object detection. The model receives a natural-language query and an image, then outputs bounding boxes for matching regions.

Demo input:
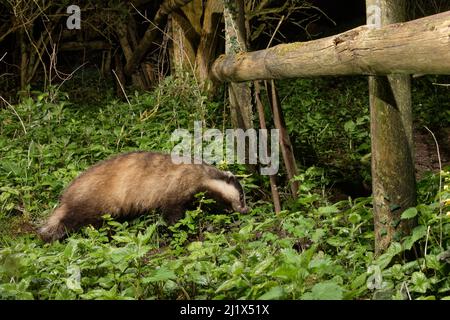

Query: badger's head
[205,171,249,214]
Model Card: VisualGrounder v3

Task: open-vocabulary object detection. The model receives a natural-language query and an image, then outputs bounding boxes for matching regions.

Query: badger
[38,151,248,242]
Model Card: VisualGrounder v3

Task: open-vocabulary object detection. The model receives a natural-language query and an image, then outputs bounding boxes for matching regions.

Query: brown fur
[38,152,248,242]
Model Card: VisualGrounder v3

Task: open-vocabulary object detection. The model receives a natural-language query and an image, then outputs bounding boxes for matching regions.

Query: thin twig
[130,3,199,84]
[264,11,299,198]
[130,3,205,119]
[423,225,431,269]
[401,281,412,300]
[424,126,443,248]
[254,81,282,213]
[112,69,131,106]
[55,58,88,94]
[0,96,27,135]
[267,15,284,49]
[432,83,450,87]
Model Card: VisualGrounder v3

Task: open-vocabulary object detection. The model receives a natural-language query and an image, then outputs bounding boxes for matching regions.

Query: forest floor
[0,75,449,300]
[414,127,450,179]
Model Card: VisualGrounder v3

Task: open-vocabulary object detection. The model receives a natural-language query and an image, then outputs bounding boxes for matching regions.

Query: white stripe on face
[205,178,240,206]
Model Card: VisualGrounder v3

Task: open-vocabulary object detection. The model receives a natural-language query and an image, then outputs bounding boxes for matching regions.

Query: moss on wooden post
[366,0,417,255]
[223,0,253,130]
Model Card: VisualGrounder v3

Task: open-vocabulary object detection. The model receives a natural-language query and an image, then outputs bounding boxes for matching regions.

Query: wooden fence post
[366,0,417,255]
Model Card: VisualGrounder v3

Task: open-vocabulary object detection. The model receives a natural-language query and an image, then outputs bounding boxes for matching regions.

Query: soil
[330,126,450,201]
[414,126,450,179]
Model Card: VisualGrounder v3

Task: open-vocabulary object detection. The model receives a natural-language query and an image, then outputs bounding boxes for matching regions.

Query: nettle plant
[1,75,449,300]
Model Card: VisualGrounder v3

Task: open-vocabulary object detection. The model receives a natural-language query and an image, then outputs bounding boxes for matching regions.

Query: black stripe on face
[226,175,245,205]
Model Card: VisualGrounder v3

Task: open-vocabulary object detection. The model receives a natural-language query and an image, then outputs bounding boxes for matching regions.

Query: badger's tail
[38,204,68,242]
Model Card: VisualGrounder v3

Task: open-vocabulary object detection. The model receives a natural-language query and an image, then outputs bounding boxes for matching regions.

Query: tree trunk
[223,0,253,130]
[124,0,193,77]
[19,29,29,92]
[101,50,112,79]
[366,0,416,256]
[195,0,223,93]
[211,11,450,82]
[170,12,197,73]
[115,14,156,90]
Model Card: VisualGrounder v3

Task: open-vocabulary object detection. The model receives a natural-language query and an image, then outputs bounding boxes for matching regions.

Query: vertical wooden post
[169,12,196,74]
[195,0,223,94]
[265,80,299,198]
[366,0,416,255]
[255,81,282,213]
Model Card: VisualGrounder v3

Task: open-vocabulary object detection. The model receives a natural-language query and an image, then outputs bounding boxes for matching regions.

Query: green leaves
[348,212,362,224]
[374,242,403,270]
[259,286,284,300]
[401,207,418,220]
[0,163,447,301]
[344,120,356,133]
[215,278,243,293]
[66,265,83,294]
[302,282,344,300]
[1,81,449,301]
[410,272,430,293]
[142,267,177,284]
[0,279,34,300]
[326,236,348,247]
[403,226,427,251]
[318,205,340,216]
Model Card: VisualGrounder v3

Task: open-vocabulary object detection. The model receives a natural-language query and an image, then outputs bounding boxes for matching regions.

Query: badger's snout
[233,204,249,214]
[239,206,249,214]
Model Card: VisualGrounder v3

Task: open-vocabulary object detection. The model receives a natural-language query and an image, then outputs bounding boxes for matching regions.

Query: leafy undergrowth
[1,76,450,300]
[1,180,449,300]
